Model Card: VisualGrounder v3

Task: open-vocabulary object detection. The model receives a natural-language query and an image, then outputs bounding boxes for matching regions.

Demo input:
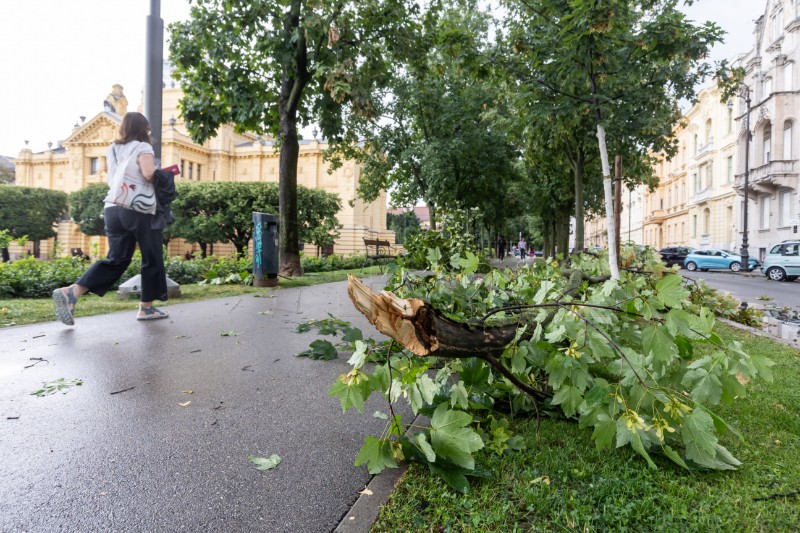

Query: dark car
[659,246,694,268]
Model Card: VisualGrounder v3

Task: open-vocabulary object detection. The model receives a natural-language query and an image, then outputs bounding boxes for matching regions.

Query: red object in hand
[162,164,180,175]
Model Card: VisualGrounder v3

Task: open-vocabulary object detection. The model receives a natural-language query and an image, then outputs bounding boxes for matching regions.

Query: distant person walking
[52,112,170,325]
[518,238,527,260]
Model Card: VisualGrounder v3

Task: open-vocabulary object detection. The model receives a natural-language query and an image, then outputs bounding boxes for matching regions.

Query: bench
[363,238,400,272]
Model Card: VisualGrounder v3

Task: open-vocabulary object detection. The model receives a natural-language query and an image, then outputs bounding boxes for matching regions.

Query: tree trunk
[596,124,619,280]
[1,248,9,262]
[277,120,303,277]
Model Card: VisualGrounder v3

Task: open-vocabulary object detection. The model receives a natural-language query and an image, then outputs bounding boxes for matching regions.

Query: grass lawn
[372,323,800,532]
[0,266,383,327]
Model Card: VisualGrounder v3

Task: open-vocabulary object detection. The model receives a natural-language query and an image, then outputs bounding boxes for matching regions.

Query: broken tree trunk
[347,275,554,403]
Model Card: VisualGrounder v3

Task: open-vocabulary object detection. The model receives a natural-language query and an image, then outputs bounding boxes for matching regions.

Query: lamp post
[739,85,752,272]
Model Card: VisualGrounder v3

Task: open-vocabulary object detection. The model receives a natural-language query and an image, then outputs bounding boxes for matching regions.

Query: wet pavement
[0,276,408,533]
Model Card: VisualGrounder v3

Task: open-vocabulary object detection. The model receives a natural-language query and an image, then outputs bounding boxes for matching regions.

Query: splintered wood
[346,275,434,356]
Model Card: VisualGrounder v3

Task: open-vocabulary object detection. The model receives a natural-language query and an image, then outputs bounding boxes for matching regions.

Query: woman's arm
[138,153,156,181]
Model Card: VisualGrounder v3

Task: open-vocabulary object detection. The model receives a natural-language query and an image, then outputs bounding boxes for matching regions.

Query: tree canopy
[170,0,421,275]
[169,181,340,257]
[68,183,108,237]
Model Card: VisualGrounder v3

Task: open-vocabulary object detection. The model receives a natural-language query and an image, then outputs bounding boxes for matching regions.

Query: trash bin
[252,212,278,287]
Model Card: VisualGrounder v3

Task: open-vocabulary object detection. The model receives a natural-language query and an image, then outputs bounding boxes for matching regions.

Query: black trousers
[77,206,167,302]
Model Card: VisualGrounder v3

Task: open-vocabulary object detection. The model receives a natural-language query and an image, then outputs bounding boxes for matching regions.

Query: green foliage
[386,211,421,245]
[169,0,420,272]
[0,256,89,298]
[68,183,109,236]
[31,378,83,397]
[317,247,772,491]
[400,208,489,271]
[0,185,68,242]
[168,182,340,256]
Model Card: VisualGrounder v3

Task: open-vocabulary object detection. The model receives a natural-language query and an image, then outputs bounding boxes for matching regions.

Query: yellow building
[642,82,738,252]
[11,84,394,259]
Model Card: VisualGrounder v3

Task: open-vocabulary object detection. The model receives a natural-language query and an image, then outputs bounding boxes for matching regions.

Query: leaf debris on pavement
[31,378,83,397]
[248,454,281,471]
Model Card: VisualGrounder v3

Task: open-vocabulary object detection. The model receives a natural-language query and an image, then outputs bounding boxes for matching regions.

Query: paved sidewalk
[0,276,408,533]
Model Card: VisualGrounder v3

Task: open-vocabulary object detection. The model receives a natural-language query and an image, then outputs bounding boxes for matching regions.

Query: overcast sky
[0,0,768,158]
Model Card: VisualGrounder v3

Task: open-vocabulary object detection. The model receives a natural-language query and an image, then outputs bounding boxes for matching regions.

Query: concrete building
[10,84,393,259]
[732,0,800,261]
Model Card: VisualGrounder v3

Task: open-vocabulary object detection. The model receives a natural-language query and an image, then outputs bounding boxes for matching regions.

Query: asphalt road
[681,269,800,309]
[0,276,409,533]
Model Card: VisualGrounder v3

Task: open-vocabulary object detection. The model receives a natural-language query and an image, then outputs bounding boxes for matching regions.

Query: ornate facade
[732,0,800,261]
[11,85,394,259]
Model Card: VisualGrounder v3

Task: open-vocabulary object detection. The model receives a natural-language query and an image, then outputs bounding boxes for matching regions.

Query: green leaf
[591,414,616,451]
[295,322,312,333]
[642,325,678,366]
[347,340,369,369]
[430,403,484,470]
[460,358,490,388]
[629,431,657,469]
[415,433,437,462]
[551,384,583,418]
[354,436,398,474]
[449,381,469,410]
[31,378,83,397]
[748,353,775,382]
[408,374,439,411]
[682,367,723,405]
[296,339,338,360]
[426,247,442,267]
[662,445,689,470]
[682,408,719,465]
[428,462,470,494]
[341,327,364,343]
[248,454,281,471]
[328,377,370,413]
[655,274,688,308]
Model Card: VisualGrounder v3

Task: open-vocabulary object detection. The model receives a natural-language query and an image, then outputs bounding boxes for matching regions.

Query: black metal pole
[741,86,751,271]
[145,0,164,164]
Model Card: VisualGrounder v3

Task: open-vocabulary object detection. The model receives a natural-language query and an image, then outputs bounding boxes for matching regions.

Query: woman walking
[53,112,169,325]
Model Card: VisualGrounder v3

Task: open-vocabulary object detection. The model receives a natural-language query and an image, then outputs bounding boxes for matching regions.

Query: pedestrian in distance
[52,112,171,325]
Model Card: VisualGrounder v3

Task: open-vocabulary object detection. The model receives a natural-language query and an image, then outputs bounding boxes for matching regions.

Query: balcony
[690,188,712,204]
[696,138,713,158]
[645,209,666,224]
[734,160,799,193]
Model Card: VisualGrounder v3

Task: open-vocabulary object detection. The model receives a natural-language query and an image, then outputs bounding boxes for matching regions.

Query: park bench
[362,238,401,272]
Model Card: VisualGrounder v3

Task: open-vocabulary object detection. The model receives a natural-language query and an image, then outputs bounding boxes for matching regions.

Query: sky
[0,0,769,158]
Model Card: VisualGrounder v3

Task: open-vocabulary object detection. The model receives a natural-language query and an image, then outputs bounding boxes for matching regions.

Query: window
[89,157,99,175]
[189,162,194,180]
[197,164,201,181]
[693,173,699,192]
[780,190,792,226]
[763,77,773,99]
[703,208,711,234]
[180,160,185,176]
[705,119,712,144]
[706,164,713,188]
[763,128,772,164]
[784,121,793,160]
[726,156,733,183]
[693,134,698,155]
[692,214,698,237]
[760,196,771,229]
[785,62,794,91]
[770,9,784,41]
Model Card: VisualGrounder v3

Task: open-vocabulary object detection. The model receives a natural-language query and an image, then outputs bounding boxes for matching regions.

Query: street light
[730,85,752,271]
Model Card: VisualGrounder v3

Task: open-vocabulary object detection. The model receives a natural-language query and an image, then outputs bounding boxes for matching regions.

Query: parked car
[683,249,760,272]
[760,241,800,281]
[659,246,694,267]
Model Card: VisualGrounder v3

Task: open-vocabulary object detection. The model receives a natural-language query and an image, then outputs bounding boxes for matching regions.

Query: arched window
[784,121,794,160]
[703,208,711,235]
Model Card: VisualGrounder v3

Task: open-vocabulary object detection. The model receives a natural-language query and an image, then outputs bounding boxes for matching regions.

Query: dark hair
[114,112,152,145]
